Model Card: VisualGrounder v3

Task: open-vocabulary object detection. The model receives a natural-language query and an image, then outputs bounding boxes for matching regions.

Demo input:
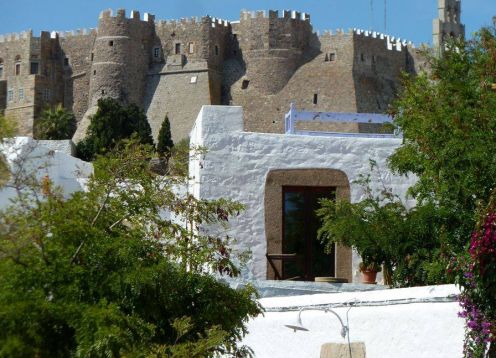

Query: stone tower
[234,10,313,95]
[73,9,156,141]
[433,0,465,51]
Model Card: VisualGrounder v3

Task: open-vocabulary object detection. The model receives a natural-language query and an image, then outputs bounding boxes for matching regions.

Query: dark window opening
[241,80,250,90]
[313,93,318,105]
[91,53,94,61]
[175,43,181,54]
[101,89,105,95]
[154,47,160,58]
[109,40,114,46]
[93,70,96,75]
[64,58,69,66]
[215,45,219,56]
[15,63,21,76]
[324,53,329,62]
[282,186,336,280]
[0,66,3,78]
[360,53,365,62]
[372,55,376,64]
[30,62,39,75]
[330,53,336,61]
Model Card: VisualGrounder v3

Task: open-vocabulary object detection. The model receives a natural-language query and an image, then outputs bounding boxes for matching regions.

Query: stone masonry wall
[60,31,96,124]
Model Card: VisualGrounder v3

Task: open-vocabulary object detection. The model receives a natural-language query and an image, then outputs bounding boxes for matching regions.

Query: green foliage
[0,115,16,187]
[157,116,174,157]
[35,104,76,140]
[317,161,446,287]
[0,141,261,357]
[388,27,496,253]
[76,98,155,161]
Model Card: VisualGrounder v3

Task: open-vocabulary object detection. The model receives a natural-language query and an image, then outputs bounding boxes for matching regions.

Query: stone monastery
[0,0,464,141]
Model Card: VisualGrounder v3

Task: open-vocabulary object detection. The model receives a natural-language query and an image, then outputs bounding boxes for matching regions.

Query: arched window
[14,55,21,76]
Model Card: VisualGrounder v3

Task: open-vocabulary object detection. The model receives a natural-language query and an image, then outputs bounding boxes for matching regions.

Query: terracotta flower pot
[361,269,378,284]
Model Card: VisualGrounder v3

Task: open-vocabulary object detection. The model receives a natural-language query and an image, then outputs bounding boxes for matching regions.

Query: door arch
[264,169,352,282]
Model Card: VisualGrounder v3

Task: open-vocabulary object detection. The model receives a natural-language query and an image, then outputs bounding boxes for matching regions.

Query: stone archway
[264,168,352,282]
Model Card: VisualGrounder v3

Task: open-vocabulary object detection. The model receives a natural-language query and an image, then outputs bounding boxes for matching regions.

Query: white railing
[284,103,400,138]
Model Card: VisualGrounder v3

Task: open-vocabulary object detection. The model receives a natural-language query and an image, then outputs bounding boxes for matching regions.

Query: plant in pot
[359,261,382,284]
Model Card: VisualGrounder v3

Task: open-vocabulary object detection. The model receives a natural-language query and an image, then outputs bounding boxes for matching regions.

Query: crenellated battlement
[155,16,230,29]
[317,27,415,51]
[52,28,96,39]
[98,8,155,23]
[0,30,32,43]
[240,9,310,22]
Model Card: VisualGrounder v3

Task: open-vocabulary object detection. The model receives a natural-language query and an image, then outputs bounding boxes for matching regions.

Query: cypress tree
[157,115,174,157]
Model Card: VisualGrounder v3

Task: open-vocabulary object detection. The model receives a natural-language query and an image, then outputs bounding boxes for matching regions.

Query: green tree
[157,115,174,158]
[0,140,261,357]
[35,104,76,140]
[76,98,154,161]
[388,27,496,253]
[317,162,444,287]
[0,115,15,187]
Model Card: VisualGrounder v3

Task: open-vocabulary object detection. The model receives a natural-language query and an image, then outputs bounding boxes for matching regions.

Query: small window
[93,70,96,75]
[324,54,329,62]
[175,43,181,54]
[0,65,3,79]
[360,53,365,62]
[64,58,69,66]
[7,90,13,102]
[91,53,94,61]
[153,47,160,58]
[18,88,24,100]
[43,88,51,102]
[109,40,114,46]
[241,80,250,90]
[214,45,219,56]
[372,55,376,64]
[188,42,194,54]
[190,76,198,84]
[15,63,21,76]
[101,89,105,95]
[329,53,336,61]
[313,93,318,105]
[30,62,39,74]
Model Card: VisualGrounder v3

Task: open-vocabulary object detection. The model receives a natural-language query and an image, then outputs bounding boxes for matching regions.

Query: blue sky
[0,0,494,45]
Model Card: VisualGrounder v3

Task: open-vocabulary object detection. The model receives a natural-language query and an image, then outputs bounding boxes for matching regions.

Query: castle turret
[433,0,465,51]
[235,10,313,95]
[88,9,156,107]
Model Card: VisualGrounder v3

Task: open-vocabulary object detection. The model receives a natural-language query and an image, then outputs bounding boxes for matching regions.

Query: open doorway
[282,186,336,280]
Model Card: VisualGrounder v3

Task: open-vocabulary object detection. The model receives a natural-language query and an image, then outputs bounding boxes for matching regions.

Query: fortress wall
[144,70,212,141]
[155,17,209,62]
[228,30,358,134]
[0,32,33,134]
[351,31,411,112]
[60,32,96,124]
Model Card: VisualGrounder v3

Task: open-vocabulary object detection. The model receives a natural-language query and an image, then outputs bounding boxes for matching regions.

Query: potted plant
[359,261,382,284]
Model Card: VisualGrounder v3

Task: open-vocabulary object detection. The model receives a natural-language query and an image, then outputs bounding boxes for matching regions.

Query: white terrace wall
[189,106,417,282]
[242,285,464,358]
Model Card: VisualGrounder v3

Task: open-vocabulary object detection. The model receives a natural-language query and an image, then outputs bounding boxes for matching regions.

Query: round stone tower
[73,9,156,142]
[236,10,313,95]
[88,9,156,106]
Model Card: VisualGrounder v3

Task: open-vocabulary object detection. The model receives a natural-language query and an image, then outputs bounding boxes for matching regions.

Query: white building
[189,105,417,283]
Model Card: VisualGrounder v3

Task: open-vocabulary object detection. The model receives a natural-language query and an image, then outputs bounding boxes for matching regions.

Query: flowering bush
[453,202,496,357]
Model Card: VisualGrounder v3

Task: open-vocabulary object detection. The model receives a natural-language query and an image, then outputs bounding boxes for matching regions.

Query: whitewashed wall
[0,137,93,209]
[189,106,418,281]
[242,285,464,358]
